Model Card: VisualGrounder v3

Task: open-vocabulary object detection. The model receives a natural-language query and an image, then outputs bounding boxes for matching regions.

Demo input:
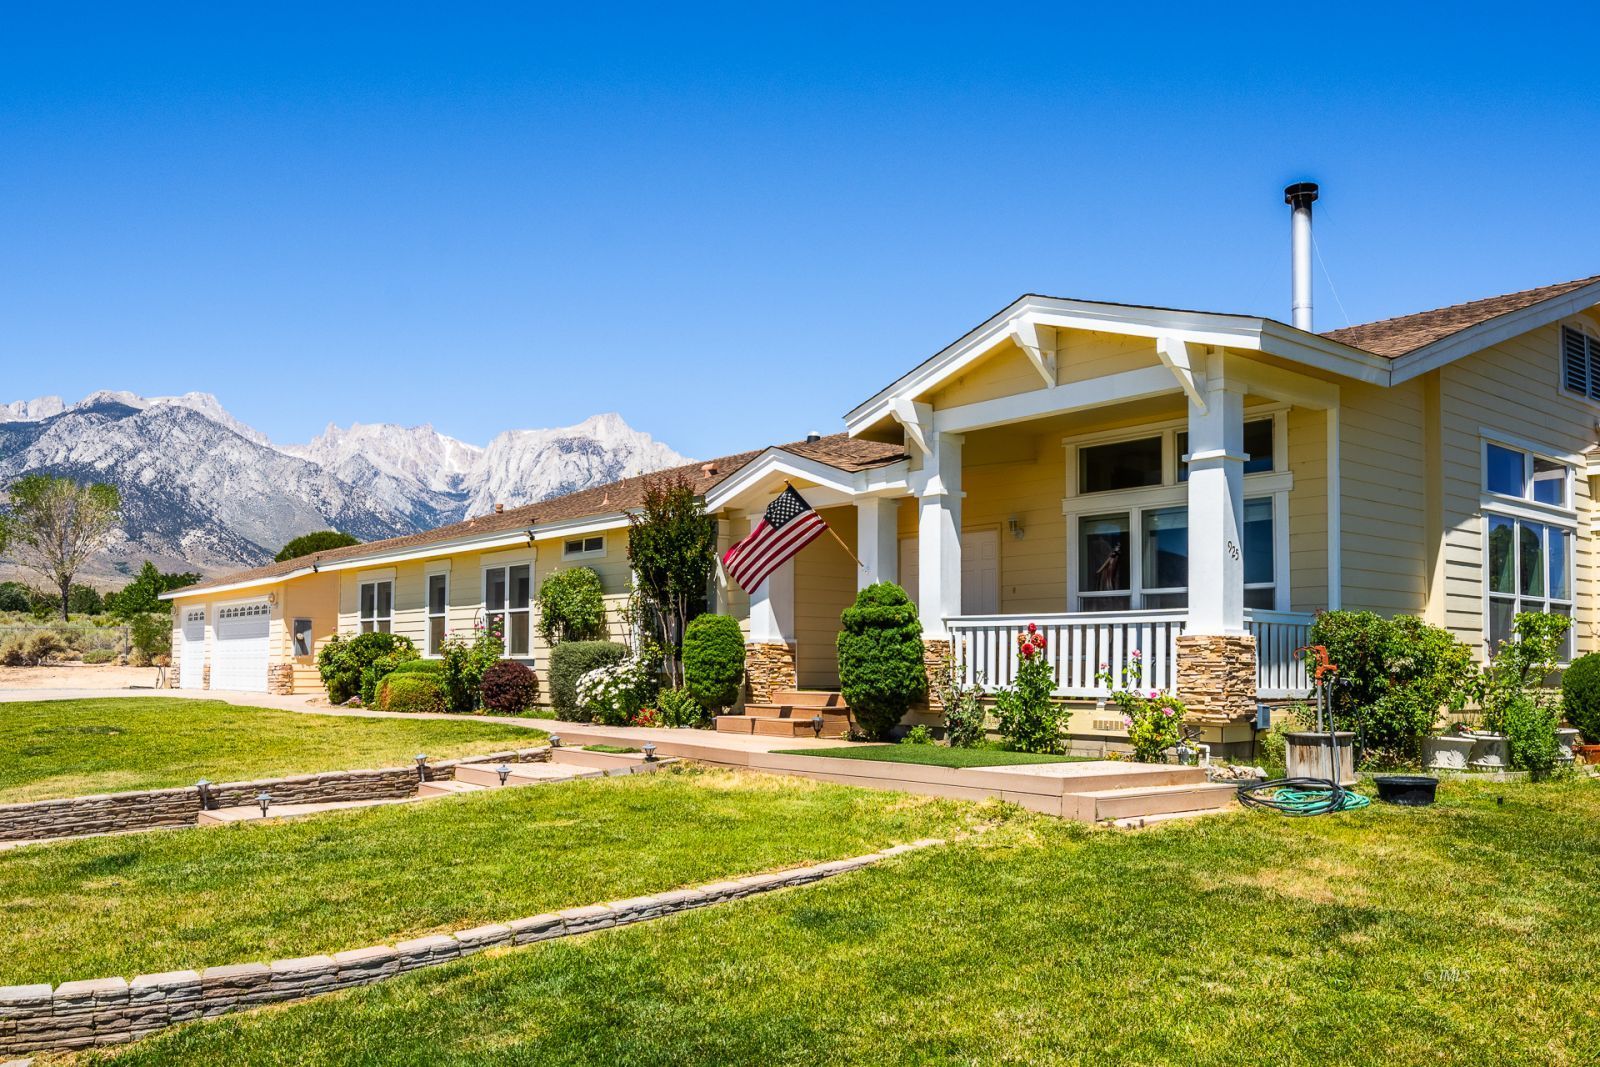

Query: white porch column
[856,497,900,591]
[747,558,795,645]
[1185,357,1246,635]
[914,432,963,637]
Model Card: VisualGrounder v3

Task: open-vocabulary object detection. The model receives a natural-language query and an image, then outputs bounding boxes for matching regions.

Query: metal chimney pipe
[1284,181,1319,331]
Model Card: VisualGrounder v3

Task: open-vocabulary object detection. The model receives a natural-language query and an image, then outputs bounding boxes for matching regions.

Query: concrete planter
[1556,728,1581,764]
[1284,731,1357,786]
[1467,733,1510,770]
[1422,735,1477,771]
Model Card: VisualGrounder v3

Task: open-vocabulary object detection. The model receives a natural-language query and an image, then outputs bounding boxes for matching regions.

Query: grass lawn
[78,775,1600,1066]
[773,742,1091,768]
[0,767,980,985]
[0,698,544,804]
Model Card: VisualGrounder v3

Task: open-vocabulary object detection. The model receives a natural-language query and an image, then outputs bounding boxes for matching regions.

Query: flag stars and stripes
[721,485,829,593]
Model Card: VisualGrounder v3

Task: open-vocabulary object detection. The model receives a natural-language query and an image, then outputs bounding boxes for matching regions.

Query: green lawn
[77,775,1600,1066]
[0,698,544,804]
[774,742,1091,768]
[0,767,981,985]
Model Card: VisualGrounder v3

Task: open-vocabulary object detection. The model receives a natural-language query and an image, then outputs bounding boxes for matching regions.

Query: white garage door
[179,608,207,689]
[212,601,271,692]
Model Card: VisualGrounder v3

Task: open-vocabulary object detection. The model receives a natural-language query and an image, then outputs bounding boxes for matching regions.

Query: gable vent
[1562,325,1600,401]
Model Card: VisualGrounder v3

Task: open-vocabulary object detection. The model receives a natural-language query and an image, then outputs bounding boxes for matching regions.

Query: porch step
[417,779,485,798]
[549,747,678,774]
[1064,781,1237,822]
[452,761,601,789]
[743,703,851,721]
[715,715,851,739]
[769,689,848,709]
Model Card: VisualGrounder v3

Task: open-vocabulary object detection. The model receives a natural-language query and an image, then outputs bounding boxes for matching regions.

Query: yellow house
[164,188,1600,753]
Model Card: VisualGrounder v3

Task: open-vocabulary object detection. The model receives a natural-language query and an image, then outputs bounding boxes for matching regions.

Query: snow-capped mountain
[0,392,690,579]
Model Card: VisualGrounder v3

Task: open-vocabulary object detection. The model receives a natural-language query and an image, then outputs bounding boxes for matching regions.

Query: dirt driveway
[0,664,165,691]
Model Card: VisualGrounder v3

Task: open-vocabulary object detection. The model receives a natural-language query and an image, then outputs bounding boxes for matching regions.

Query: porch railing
[945,608,1315,700]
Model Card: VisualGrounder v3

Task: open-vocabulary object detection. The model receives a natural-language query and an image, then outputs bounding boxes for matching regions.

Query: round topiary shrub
[480,659,539,715]
[682,613,744,711]
[549,640,628,720]
[378,674,447,714]
[538,567,607,645]
[1562,652,1600,744]
[836,582,926,740]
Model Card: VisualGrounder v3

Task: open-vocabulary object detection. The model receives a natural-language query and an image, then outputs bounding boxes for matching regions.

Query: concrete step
[452,761,600,788]
[751,716,850,739]
[715,715,755,734]
[550,748,677,775]
[769,690,847,709]
[1066,782,1237,822]
[417,779,484,798]
[197,797,410,825]
[744,703,852,721]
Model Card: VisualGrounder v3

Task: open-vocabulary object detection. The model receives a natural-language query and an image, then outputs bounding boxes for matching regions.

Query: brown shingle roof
[1322,275,1600,358]
[176,434,907,594]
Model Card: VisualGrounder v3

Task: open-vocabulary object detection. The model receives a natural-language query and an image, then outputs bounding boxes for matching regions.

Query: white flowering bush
[575,656,657,726]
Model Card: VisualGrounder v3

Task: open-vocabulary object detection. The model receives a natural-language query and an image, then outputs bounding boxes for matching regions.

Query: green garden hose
[1237,777,1371,816]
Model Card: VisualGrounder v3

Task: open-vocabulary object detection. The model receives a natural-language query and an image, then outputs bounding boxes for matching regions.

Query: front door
[961,529,999,615]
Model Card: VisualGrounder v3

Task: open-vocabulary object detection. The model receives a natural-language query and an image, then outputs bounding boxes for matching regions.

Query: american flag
[722,485,828,593]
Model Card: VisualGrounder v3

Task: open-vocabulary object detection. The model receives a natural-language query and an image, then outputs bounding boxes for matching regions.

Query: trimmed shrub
[1562,652,1600,744]
[378,673,448,714]
[655,686,708,728]
[682,613,744,711]
[389,659,445,678]
[837,583,926,740]
[318,631,418,704]
[481,659,539,715]
[550,640,628,720]
[538,568,607,645]
[361,647,422,708]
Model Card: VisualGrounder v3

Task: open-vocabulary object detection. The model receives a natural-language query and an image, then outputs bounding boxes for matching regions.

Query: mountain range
[0,392,689,582]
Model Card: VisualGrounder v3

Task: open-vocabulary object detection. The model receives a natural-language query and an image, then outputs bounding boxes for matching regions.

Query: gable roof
[172,434,906,596]
[1323,274,1600,358]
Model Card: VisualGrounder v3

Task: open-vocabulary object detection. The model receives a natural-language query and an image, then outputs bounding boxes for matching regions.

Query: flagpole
[785,480,864,570]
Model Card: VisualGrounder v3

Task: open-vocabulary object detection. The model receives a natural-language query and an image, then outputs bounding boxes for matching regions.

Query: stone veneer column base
[1174,633,1258,723]
[745,643,796,703]
[267,663,295,695]
[919,639,952,713]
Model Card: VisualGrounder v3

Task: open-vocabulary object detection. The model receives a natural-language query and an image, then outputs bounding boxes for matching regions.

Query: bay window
[483,563,532,658]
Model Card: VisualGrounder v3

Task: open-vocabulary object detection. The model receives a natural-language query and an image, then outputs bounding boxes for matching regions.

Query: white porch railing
[1246,609,1314,698]
[945,608,1315,700]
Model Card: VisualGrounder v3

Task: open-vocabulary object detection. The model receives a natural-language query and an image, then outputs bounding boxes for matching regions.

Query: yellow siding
[959,425,1067,614]
[1338,378,1428,615]
[1436,322,1598,656]
[792,506,858,687]
[923,332,1161,409]
[1287,406,1329,612]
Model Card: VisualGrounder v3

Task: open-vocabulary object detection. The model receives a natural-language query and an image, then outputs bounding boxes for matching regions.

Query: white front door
[898,537,919,609]
[179,608,207,689]
[211,600,270,692]
[961,529,1000,615]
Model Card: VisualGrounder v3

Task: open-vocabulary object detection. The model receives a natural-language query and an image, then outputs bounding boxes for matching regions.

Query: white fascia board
[1388,280,1600,385]
[1256,321,1393,385]
[529,514,634,540]
[313,531,537,573]
[159,568,313,601]
[931,365,1180,434]
[705,448,908,512]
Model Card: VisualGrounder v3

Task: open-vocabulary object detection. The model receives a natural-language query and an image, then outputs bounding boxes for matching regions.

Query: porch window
[1487,516,1573,659]
[1176,418,1275,480]
[1079,514,1131,610]
[1242,497,1275,609]
[1079,436,1162,493]
[358,580,392,634]
[483,563,532,657]
[426,573,448,656]
[1077,498,1275,611]
[1139,507,1187,609]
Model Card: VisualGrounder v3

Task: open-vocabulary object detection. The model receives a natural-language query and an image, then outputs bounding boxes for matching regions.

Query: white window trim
[424,569,450,658]
[480,559,535,661]
[1481,512,1574,662]
[357,579,393,634]
[1480,435,1576,517]
[562,534,608,561]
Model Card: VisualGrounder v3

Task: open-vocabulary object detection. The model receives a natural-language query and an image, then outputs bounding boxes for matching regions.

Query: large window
[358,580,392,634]
[484,563,532,658]
[1487,516,1572,659]
[1485,442,1568,508]
[1078,498,1275,611]
[426,573,448,656]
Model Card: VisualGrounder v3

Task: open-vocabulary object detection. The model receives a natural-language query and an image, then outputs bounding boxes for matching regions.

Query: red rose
[1027,622,1038,635]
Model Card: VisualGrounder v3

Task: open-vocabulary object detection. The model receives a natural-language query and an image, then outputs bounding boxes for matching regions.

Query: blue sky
[3,4,1598,458]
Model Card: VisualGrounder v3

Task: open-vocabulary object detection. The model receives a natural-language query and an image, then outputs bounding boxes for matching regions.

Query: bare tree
[1,475,122,620]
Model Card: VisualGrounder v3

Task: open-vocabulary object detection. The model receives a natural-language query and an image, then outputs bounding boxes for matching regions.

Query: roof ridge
[1325,273,1600,338]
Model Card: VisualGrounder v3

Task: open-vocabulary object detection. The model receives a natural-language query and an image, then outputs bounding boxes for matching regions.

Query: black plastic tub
[1373,775,1439,806]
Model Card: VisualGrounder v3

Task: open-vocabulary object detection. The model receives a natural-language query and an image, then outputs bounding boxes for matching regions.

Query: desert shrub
[935,646,988,748]
[0,630,70,666]
[82,648,116,664]
[317,631,418,705]
[550,640,628,720]
[439,619,504,712]
[1561,652,1600,744]
[836,583,926,740]
[129,613,171,662]
[575,655,657,726]
[900,724,934,746]
[1309,610,1478,764]
[67,585,104,615]
[682,613,745,712]
[538,568,607,645]
[654,686,708,728]
[480,659,539,715]
[378,674,448,714]
[361,645,422,707]
[0,583,29,612]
